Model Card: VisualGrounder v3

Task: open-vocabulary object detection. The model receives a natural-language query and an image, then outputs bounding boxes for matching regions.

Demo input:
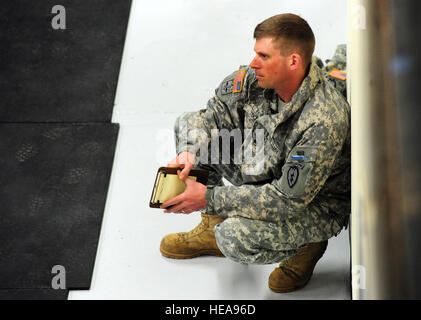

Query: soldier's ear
[289,53,302,71]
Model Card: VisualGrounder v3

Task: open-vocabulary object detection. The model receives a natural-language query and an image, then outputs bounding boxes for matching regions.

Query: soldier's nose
[250,56,259,69]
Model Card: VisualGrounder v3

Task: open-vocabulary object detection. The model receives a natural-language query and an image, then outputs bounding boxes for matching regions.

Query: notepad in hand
[149,167,208,208]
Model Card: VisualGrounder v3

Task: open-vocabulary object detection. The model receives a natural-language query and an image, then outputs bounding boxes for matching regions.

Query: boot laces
[178,217,208,241]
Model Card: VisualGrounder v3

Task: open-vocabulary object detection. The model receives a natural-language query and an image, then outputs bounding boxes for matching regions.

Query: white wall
[113,0,347,120]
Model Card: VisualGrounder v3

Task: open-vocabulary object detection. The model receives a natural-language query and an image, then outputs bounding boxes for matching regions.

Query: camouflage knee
[214,217,298,265]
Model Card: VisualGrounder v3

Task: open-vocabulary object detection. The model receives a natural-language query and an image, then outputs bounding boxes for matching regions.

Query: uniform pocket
[280,145,318,198]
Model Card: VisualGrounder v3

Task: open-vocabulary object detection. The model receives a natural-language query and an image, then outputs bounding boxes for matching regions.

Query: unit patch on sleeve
[287,166,299,188]
[232,69,247,93]
[221,80,234,95]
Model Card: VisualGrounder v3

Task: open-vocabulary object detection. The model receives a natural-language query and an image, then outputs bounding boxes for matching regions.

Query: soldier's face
[250,37,289,89]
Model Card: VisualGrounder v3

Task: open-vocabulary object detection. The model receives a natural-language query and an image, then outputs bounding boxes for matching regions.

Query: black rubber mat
[0,289,69,300]
[0,0,131,122]
[0,123,119,289]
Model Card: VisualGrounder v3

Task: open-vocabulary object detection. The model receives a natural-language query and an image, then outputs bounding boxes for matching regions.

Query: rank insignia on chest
[232,69,247,93]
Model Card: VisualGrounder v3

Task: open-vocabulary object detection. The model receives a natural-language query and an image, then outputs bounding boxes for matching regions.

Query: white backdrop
[113,0,347,120]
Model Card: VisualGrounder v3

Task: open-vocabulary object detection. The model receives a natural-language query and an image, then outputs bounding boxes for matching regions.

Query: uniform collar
[261,62,322,114]
[254,62,323,138]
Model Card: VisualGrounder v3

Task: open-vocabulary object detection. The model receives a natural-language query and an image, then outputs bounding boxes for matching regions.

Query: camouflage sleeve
[175,67,250,157]
[207,99,350,223]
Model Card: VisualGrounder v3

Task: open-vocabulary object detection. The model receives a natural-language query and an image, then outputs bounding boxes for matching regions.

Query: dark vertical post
[391,0,421,299]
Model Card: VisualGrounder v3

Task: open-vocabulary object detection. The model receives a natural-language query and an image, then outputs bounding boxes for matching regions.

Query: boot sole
[268,273,313,293]
[268,281,308,293]
[160,246,225,259]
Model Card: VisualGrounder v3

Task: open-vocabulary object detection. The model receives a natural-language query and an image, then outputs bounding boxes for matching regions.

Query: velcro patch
[221,80,234,95]
[232,69,247,93]
[287,166,299,188]
[328,68,347,81]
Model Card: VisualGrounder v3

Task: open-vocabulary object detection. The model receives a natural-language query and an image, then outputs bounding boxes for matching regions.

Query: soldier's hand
[160,177,207,214]
[167,151,196,181]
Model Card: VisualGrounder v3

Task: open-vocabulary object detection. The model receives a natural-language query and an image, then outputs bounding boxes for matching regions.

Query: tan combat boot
[268,240,328,293]
[160,213,225,259]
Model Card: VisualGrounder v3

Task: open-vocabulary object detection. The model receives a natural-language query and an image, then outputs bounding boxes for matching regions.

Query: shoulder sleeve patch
[221,80,234,95]
[328,68,347,81]
[232,69,247,93]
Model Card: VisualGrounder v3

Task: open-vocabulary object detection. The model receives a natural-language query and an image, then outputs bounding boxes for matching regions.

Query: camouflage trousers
[174,114,344,265]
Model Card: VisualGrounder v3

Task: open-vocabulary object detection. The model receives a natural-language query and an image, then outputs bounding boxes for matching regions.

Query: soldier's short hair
[254,13,315,68]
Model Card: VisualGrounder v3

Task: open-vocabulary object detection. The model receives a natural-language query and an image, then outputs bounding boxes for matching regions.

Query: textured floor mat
[0,123,119,289]
[0,289,69,300]
[0,0,131,122]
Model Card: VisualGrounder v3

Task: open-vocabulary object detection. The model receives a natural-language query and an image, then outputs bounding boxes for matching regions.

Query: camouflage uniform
[173,55,350,264]
[322,44,347,98]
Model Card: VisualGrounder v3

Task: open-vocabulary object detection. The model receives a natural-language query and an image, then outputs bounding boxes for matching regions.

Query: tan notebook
[149,167,209,208]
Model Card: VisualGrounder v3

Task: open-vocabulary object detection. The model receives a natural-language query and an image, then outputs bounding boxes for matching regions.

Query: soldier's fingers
[165,203,185,214]
[161,194,183,210]
[179,162,193,180]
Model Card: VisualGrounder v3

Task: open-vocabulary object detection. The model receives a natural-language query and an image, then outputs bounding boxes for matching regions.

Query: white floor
[69,0,350,300]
